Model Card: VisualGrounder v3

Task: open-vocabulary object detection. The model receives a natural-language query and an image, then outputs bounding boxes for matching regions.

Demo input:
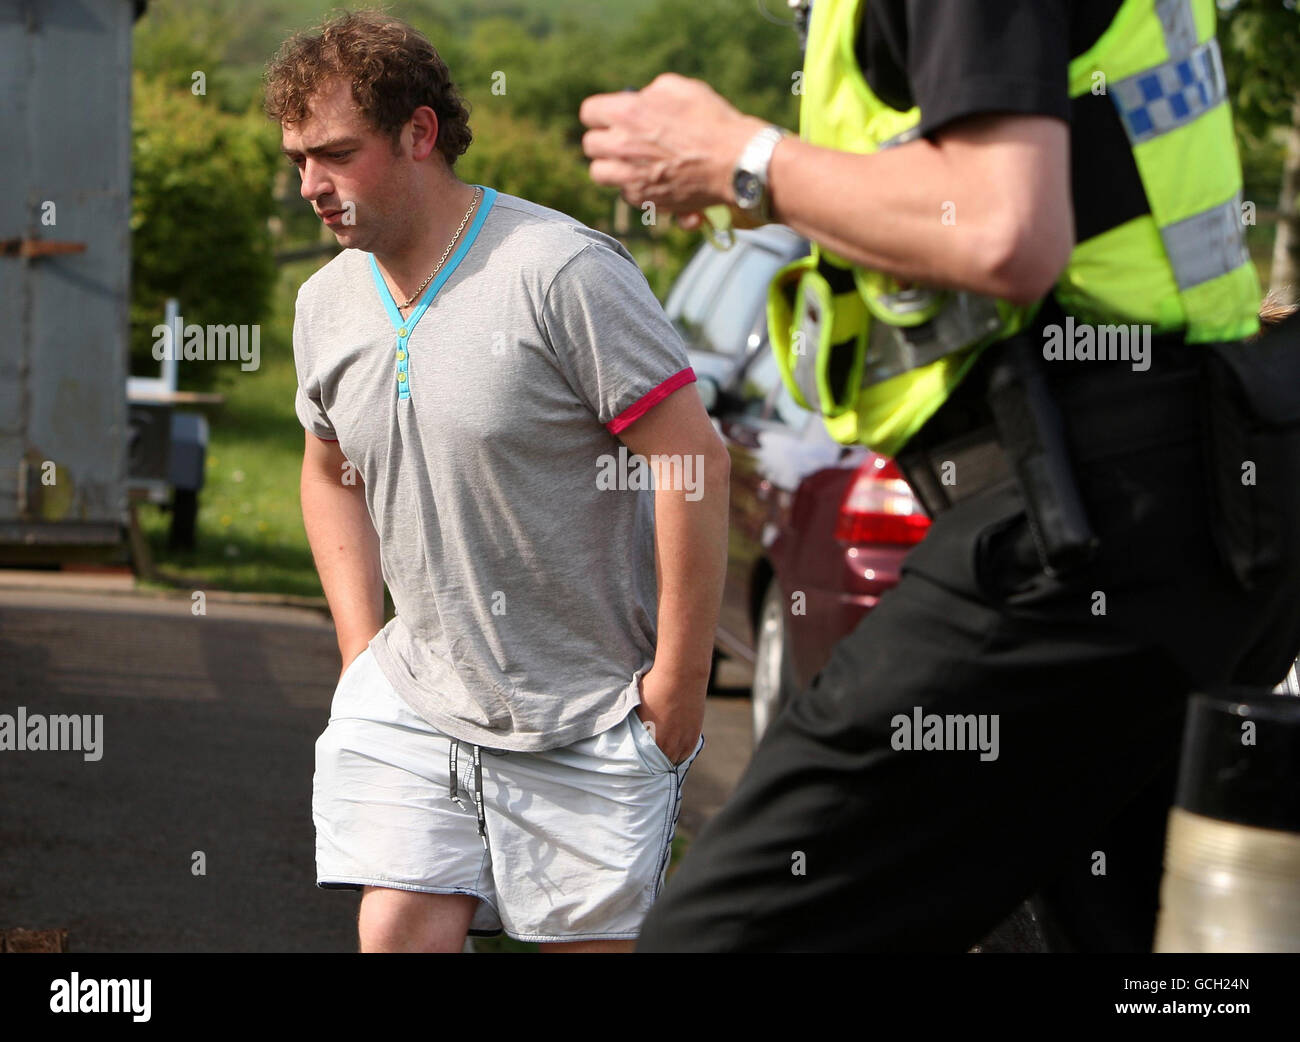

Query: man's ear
[408,105,442,162]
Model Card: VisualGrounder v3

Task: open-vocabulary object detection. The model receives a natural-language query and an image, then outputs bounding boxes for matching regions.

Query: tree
[130,73,279,387]
[456,104,611,230]
[616,0,802,131]
[1219,0,1300,300]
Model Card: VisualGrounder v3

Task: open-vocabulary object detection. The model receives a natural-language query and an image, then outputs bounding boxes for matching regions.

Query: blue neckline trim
[368,185,497,335]
[367,186,496,400]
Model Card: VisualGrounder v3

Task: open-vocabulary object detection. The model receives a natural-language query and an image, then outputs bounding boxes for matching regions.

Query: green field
[136,258,326,598]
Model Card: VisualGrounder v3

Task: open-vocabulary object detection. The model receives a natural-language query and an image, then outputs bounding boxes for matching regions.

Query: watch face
[734,170,762,209]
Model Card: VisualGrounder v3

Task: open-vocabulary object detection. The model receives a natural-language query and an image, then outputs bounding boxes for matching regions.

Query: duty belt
[896,325,1203,577]
[894,351,1010,519]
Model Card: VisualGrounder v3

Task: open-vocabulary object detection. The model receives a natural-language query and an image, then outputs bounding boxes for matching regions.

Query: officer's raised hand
[580,73,769,227]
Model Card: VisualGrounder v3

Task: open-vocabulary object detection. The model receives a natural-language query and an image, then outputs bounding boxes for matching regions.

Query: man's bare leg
[539,939,636,953]
[358,886,479,952]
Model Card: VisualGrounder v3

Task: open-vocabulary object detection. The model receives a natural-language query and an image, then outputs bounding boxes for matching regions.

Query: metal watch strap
[734,125,788,221]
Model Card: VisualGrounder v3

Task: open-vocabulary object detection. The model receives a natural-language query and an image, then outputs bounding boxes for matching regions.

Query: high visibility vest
[769,0,1261,456]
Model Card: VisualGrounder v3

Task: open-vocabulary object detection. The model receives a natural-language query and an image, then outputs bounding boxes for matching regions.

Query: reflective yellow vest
[769,0,1261,456]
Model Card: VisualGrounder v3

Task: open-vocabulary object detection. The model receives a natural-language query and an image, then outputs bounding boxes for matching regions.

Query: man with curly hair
[266,10,729,952]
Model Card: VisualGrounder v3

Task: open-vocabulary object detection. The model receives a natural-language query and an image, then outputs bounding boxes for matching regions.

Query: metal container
[0,0,139,557]
[1154,691,1300,952]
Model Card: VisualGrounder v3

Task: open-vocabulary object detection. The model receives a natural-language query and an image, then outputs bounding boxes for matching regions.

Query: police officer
[580,0,1300,950]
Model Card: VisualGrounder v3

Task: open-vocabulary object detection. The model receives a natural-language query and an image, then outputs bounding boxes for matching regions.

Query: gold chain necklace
[398,186,482,310]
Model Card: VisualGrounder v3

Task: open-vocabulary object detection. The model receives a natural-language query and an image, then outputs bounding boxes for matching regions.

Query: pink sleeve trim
[605,367,697,435]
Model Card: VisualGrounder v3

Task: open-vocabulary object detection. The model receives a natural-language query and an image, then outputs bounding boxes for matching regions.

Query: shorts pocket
[627,706,675,774]
[627,705,704,775]
[675,732,705,774]
[328,647,372,720]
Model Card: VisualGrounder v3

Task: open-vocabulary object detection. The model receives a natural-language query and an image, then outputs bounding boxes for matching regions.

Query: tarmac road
[0,582,753,952]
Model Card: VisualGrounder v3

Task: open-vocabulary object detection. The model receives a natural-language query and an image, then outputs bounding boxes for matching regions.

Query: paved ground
[0,582,754,952]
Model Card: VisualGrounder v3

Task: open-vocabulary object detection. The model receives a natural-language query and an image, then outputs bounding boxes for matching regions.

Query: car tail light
[834,456,930,546]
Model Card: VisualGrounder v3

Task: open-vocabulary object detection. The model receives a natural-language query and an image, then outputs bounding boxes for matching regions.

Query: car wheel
[752,580,800,746]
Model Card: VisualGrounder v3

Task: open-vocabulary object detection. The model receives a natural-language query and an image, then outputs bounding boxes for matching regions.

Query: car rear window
[686,244,785,355]
[666,246,734,331]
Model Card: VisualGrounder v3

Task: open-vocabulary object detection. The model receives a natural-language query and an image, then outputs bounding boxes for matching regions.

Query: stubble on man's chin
[334,221,380,254]
[349,209,402,257]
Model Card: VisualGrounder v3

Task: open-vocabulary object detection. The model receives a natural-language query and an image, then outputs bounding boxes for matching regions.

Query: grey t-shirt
[292,188,696,751]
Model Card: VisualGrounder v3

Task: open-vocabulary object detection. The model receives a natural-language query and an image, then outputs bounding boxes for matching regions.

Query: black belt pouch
[1202,311,1300,591]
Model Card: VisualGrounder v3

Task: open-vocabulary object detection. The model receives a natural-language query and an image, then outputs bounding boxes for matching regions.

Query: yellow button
[398,328,408,338]
[397,372,407,383]
[396,350,406,361]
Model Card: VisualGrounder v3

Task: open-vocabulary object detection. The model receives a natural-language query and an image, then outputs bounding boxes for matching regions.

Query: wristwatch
[732,125,789,223]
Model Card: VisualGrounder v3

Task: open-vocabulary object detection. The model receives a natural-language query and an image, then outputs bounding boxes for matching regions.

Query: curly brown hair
[264,9,472,165]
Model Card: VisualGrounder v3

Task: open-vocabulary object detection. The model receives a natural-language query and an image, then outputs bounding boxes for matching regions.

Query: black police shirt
[854,0,1141,242]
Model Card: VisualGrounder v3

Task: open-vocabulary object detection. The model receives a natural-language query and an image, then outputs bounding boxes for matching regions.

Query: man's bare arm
[300,432,385,676]
[616,385,730,765]
[580,75,1074,307]
[764,114,1073,306]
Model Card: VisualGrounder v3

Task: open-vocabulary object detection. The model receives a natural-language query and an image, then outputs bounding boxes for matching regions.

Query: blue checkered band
[1110,38,1227,146]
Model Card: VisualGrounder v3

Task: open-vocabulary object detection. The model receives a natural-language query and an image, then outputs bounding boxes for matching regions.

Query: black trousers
[638,339,1300,952]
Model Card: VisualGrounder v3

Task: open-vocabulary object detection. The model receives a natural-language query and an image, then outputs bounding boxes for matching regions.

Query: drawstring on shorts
[448,739,487,848]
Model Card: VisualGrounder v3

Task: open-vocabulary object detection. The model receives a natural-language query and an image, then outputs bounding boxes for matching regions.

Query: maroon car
[665,227,931,742]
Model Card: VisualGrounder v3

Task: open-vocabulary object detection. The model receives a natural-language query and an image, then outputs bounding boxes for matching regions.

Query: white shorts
[312,648,704,943]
